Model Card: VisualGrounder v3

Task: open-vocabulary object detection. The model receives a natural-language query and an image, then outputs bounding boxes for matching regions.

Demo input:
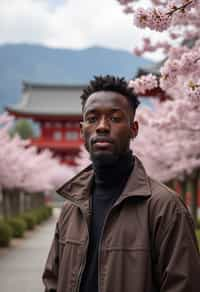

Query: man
[43,75,200,292]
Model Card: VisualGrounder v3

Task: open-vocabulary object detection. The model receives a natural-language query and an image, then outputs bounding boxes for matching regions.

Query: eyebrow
[85,108,123,116]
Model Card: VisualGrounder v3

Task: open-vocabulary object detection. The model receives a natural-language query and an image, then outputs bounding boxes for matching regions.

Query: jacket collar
[119,156,151,200]
[57,164,94,209]
[57,156,151,207]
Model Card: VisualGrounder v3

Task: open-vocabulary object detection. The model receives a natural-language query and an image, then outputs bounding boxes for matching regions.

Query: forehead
[83,91,129,113]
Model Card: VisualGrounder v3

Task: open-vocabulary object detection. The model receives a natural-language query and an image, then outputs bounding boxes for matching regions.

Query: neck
[92,151,134,187]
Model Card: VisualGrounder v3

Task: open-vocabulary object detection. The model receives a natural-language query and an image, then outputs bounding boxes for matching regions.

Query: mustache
[91,136,114,144]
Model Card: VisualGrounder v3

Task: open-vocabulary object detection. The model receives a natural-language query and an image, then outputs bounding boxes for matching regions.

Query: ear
[130,120,138,139]
[80,121,84,138]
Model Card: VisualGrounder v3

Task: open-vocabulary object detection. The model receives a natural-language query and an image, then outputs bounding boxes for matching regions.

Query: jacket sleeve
[152,197,200,292]
[42,222,59,292]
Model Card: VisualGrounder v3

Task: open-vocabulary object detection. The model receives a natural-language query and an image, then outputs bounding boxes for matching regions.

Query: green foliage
[10,119,35,139]
[27,206,52,225]
[46,206,53,217]
[0,220,12,247]
[196,229,200,248]
[32,206,52,224]
[197,218,200,229]
[19,213,37,230]
[6,217,27,238]
[0,206,52,247]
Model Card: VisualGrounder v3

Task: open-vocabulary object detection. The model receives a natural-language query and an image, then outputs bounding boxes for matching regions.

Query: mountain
[0,44,153,111]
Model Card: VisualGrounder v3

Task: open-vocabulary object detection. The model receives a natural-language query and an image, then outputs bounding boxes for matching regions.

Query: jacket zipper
[98,206,113,292]
[98,197,126,292]
[75,235,89,292]
[64,195,124,292]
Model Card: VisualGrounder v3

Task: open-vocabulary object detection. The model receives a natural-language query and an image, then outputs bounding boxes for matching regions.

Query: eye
[86,115,97,124]
[110,116,122,123]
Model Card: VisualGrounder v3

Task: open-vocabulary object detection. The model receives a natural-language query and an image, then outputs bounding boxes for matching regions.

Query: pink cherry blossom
[123,5,134,14]
[134,37,171,55]
[134,7,171,31]
[114,0,200,220]
[117,0,134,5]
[0,113,74,193]
[185,82,200,104]
[129,74,158,94]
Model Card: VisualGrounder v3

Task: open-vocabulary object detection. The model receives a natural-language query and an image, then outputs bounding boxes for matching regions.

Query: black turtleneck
[79,151,134,292]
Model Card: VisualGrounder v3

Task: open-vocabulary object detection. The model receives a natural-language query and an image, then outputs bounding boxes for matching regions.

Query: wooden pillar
[189,170,199,227]
[179,179,187,204]
[19,191,25,213]
[0,189,3,218]
[2,189,11,217]
[24,192,31,211]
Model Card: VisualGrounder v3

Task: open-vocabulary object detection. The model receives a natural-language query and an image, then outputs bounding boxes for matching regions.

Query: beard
[85,135,130,167]
[89,149,119,167]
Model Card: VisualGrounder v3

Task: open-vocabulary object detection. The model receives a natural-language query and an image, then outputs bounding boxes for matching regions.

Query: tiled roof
[7,82,86,116]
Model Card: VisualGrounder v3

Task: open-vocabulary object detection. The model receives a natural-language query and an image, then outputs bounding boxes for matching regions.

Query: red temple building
[6,81,86,165]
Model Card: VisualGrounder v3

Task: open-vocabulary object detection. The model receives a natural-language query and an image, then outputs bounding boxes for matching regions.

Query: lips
[92,137,114,149]
[95,141,112,147]
[92,137,114,145]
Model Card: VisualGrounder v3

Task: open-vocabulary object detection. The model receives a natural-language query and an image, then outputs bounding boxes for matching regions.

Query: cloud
[36,0,68,10]
[0,0,165,59]
[0,0,54,43]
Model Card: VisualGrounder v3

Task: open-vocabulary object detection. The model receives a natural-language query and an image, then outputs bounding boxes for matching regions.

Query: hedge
[6,217,27,238]
[18,213,37,230]
[0,206,52,247]
[29,206,52,224]
[0,220,12,247]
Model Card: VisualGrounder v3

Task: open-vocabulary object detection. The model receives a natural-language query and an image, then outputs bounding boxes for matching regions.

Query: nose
[96,116,110,134]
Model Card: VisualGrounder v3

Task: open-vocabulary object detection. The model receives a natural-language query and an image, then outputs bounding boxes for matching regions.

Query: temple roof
[7,81,86,117]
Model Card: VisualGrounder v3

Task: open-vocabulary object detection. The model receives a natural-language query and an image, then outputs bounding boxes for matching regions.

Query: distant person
[43,75,200,292]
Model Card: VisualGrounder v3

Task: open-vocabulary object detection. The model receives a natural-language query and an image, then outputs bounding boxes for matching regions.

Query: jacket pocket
[100,248,153,292]
[57,238,85,292]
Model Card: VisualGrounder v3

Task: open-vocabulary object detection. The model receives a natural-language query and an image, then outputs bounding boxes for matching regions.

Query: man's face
[80,91,138,164]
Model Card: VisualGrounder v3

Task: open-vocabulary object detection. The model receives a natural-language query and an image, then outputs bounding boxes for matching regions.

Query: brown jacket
[43,157,200,292]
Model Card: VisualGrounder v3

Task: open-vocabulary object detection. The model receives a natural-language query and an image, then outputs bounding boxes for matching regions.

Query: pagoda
[6,81,86,165]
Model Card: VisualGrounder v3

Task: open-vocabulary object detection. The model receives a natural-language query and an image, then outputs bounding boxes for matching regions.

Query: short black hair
[80,75,140,113]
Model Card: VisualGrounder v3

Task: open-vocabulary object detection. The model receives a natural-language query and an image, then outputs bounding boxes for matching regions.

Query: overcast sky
[0,0,165,60]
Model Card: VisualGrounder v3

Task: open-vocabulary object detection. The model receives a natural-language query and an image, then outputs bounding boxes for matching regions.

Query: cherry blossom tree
[132,101,200,224]
[75,145,91,172]
[116,0,200,106]
[0,112,74,216]
[115,0,200,224]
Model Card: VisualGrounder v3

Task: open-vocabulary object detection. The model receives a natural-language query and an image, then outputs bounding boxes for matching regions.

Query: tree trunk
[165,179,175,190]
[179,179,187,204]
[11,189,21,216]
[24,192,31,211]
[189,171,199,228]
[0,190,3,218]
[2,189,11,218]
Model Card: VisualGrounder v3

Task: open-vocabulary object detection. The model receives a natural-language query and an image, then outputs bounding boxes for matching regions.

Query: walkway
[0,209,59,292]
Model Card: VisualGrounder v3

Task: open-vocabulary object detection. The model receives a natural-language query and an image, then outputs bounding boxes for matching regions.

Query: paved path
[0,209,60,292]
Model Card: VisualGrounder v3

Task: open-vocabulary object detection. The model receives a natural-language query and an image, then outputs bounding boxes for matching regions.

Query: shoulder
[148,177,188,214]
[56,200,74,230]
[147,177,194,236]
